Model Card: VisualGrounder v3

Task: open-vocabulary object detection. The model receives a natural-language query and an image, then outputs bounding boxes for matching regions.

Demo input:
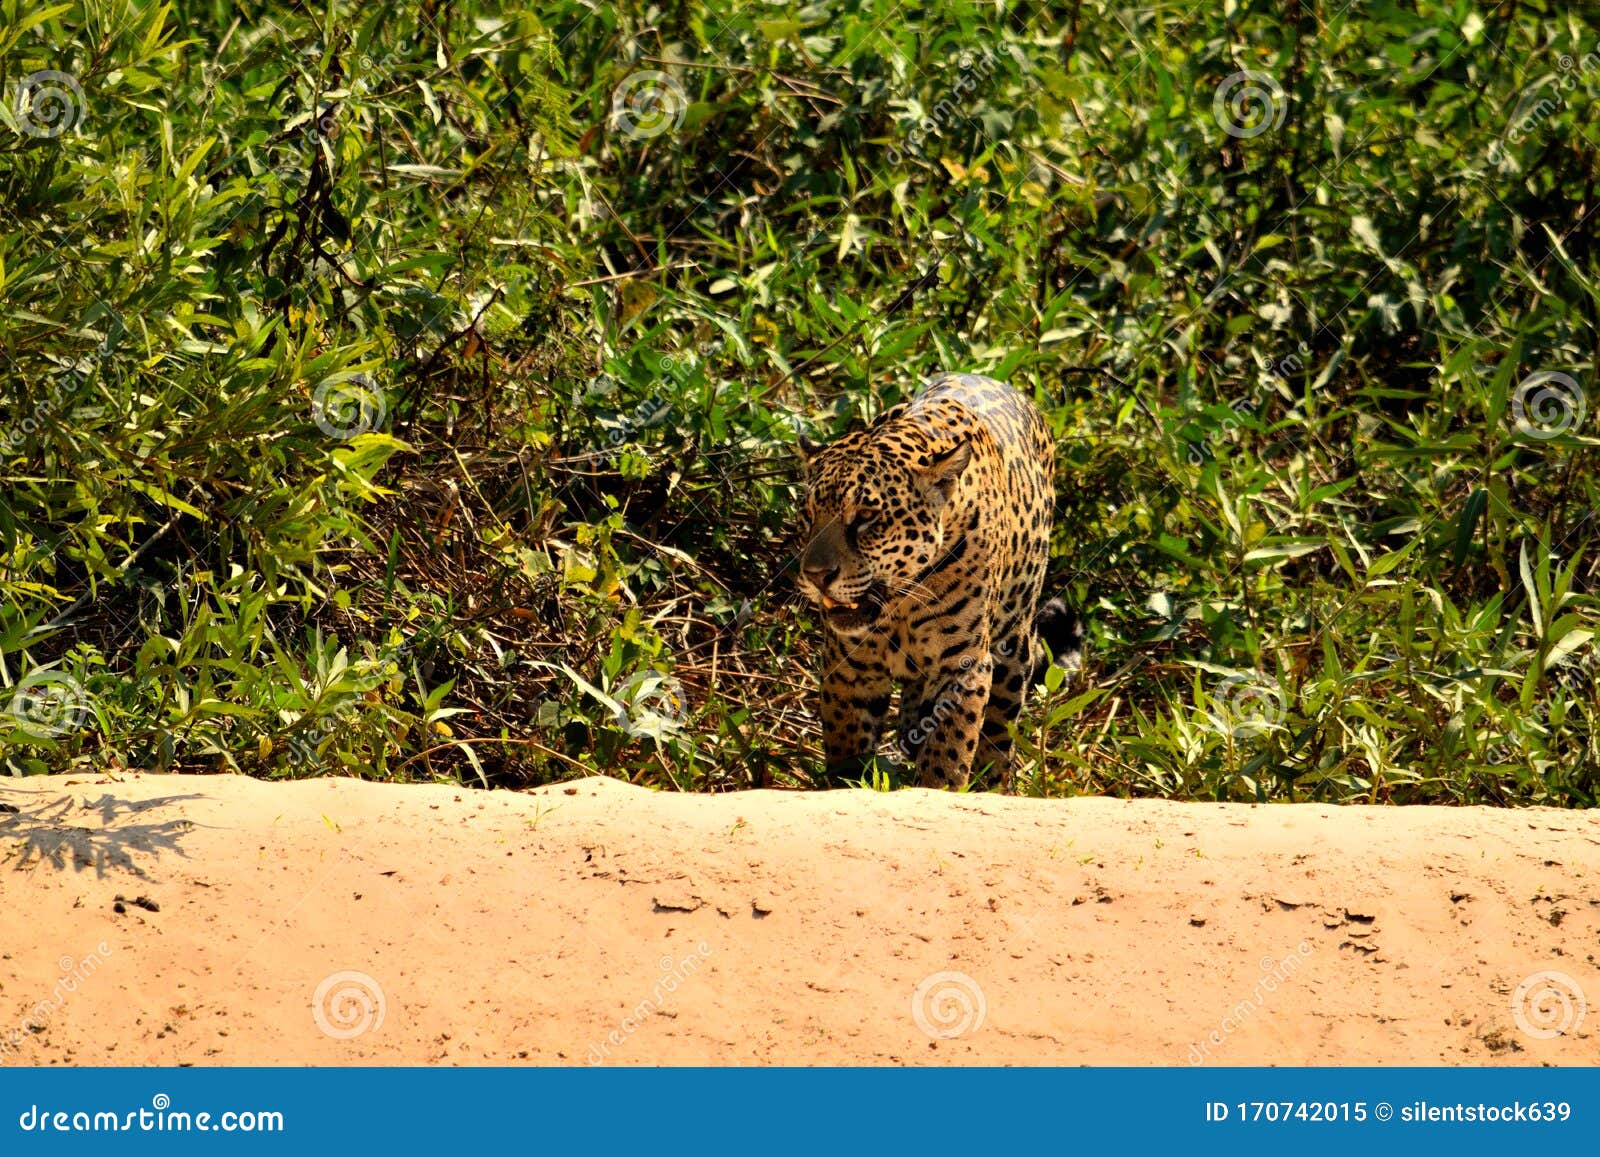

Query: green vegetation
[3,0,1598,804]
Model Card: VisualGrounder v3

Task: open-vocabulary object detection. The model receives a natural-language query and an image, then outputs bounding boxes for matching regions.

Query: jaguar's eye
[854,511,879,533]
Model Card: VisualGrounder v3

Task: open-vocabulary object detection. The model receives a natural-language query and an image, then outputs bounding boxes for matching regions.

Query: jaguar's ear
[797,432,824,467]
[919,438,972,503]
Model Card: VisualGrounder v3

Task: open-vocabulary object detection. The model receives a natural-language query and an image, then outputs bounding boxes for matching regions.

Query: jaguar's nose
[801,563,839,592]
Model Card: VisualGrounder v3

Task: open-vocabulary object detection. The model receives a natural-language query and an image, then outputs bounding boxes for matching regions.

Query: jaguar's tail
[1033,598,1085,681]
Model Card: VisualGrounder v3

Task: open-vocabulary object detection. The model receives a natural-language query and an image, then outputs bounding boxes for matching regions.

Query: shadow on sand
[0,790,207,878]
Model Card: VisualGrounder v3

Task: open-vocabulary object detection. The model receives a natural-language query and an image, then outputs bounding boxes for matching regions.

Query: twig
[391,736,594,777]
[567,262,695,288]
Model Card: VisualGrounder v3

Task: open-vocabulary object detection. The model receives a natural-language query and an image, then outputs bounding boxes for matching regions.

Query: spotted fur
[797,372,1055,790]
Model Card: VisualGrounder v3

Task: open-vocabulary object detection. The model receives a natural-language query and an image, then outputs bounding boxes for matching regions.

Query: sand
[1,773,1596,1066]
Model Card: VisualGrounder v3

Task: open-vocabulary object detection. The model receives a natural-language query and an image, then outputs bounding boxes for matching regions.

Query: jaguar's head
[795,424,972,637]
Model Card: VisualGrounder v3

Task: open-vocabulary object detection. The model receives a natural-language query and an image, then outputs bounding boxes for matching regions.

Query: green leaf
[125,479,208,520]
[1543,628,1592,671]
[418,79,442,125]
[1519,541,1542,633]
[1452,488,1487,567]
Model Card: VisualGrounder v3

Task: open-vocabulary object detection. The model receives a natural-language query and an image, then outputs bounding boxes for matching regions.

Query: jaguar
[796,371,1078,791]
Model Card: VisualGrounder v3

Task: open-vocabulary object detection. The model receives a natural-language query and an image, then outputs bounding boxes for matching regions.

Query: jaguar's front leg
[911,651,993,790]
[976,632,1033,792]
[817,634,892,787]
[895,677,928,764]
